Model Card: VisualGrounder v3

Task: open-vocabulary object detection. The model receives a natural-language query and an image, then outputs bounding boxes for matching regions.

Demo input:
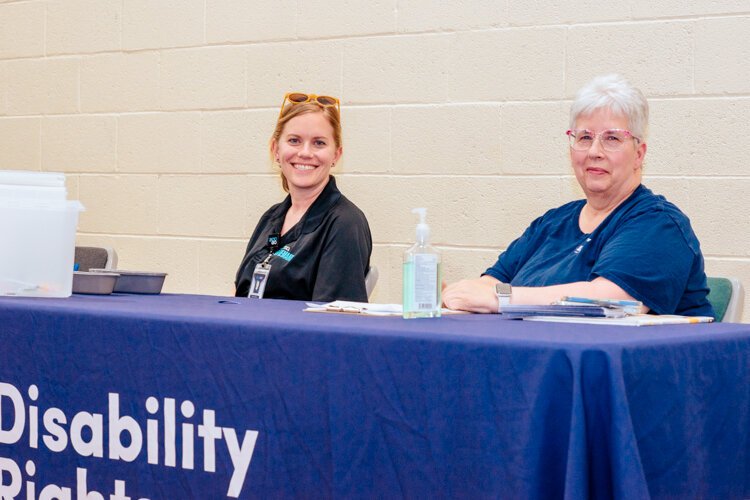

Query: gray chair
[74,246,118,272]
[365,265,379,298]
[706,276,744,322]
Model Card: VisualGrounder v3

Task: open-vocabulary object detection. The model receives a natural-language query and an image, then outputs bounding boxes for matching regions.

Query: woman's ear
[635,141,647,169]
[333,146,343,167]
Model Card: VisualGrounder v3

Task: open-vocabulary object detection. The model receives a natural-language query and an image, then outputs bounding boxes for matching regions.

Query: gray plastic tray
[91,269,167,294]
[73,271,119,295]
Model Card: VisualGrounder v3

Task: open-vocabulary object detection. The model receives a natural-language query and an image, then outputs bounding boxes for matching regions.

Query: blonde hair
[270,101,343,192]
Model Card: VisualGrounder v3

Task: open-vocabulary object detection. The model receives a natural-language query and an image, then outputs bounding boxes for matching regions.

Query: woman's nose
[298,143,313,157]
[587,136,605,157]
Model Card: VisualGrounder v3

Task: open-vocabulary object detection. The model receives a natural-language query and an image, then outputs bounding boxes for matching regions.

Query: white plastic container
[0,171,84,298]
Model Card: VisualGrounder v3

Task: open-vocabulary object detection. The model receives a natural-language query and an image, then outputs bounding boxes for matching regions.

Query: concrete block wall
[1,1,749,321]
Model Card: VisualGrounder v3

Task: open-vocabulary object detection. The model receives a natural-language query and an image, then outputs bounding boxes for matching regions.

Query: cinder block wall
[1,1,749,321]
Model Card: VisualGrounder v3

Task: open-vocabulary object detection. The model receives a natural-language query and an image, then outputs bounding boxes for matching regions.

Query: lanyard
[249,233,280,299]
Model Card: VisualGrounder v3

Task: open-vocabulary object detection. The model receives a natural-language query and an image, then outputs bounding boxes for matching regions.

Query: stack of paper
[304,301,461,316]
[305,301,403,316]
[500,297,713,326]
[525,315,714,326]
[500,304,626,319]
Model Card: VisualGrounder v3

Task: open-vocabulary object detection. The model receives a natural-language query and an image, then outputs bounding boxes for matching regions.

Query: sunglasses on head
[279,92,340,118]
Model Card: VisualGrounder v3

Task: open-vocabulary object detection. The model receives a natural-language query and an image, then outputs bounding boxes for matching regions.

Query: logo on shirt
[274,245,295,262]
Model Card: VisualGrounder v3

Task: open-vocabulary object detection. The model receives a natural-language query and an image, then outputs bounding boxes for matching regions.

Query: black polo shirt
[235,176,372,302]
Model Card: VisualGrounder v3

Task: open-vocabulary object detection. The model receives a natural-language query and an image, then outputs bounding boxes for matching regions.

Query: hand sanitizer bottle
[403,208,441,319]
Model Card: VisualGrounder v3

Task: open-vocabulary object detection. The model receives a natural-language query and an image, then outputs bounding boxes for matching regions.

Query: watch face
[495,282,511,295]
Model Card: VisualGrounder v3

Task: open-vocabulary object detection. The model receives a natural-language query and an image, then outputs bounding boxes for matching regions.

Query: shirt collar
[301,175,341,233]
[273,176,342,237]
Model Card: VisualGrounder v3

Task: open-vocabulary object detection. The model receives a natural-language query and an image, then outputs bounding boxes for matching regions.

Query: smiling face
[570,107,647,205]
[271,111,342,198]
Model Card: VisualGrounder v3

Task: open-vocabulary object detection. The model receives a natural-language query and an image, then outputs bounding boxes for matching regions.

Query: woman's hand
[442,276,500,313]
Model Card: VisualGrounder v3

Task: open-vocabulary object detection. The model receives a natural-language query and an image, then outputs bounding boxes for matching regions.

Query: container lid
[0,198,84,211]
[0,170,69,203]
[0,184,67,202]
[0,170,66,187]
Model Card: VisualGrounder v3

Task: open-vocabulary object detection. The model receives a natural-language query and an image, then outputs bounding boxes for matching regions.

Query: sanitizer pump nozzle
[412,207,430,245]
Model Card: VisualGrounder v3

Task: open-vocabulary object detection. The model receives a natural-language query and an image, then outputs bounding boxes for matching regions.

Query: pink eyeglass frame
[566,128,641,150]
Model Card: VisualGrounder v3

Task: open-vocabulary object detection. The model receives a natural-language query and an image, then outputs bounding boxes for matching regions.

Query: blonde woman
[235,93,372,302]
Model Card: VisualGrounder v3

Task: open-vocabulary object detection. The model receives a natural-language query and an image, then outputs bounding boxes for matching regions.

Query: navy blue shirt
[484,185,714,317]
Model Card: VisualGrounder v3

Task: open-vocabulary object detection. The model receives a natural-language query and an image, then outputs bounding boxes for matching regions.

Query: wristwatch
[495,282,512,313]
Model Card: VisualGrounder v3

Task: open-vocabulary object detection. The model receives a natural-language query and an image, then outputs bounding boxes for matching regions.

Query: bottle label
[413,254,438,309]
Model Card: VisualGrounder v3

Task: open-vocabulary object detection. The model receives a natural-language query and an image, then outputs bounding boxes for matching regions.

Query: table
[1,294,749,499]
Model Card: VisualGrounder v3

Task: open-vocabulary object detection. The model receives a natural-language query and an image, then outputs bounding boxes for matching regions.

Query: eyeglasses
[566,129,640,152]
[279,92,340,118]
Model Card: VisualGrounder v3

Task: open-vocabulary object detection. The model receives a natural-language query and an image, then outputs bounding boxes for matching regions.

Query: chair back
[74,246,118,272]
[706,276,745,322]
[365,265,379,298]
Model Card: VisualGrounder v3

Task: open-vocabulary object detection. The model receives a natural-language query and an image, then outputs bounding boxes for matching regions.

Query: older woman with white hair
[443,74,714,317]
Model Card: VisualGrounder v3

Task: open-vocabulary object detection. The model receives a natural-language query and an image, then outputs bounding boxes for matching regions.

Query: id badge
[248,263,271,299]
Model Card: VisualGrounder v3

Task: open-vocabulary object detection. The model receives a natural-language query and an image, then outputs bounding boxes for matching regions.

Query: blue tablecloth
[1,294,749,499]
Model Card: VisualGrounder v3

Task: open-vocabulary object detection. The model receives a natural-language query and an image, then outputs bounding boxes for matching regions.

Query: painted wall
[1,1,748,320]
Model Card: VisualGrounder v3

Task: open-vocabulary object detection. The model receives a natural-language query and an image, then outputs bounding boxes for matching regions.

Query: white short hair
[569,74,649,141]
